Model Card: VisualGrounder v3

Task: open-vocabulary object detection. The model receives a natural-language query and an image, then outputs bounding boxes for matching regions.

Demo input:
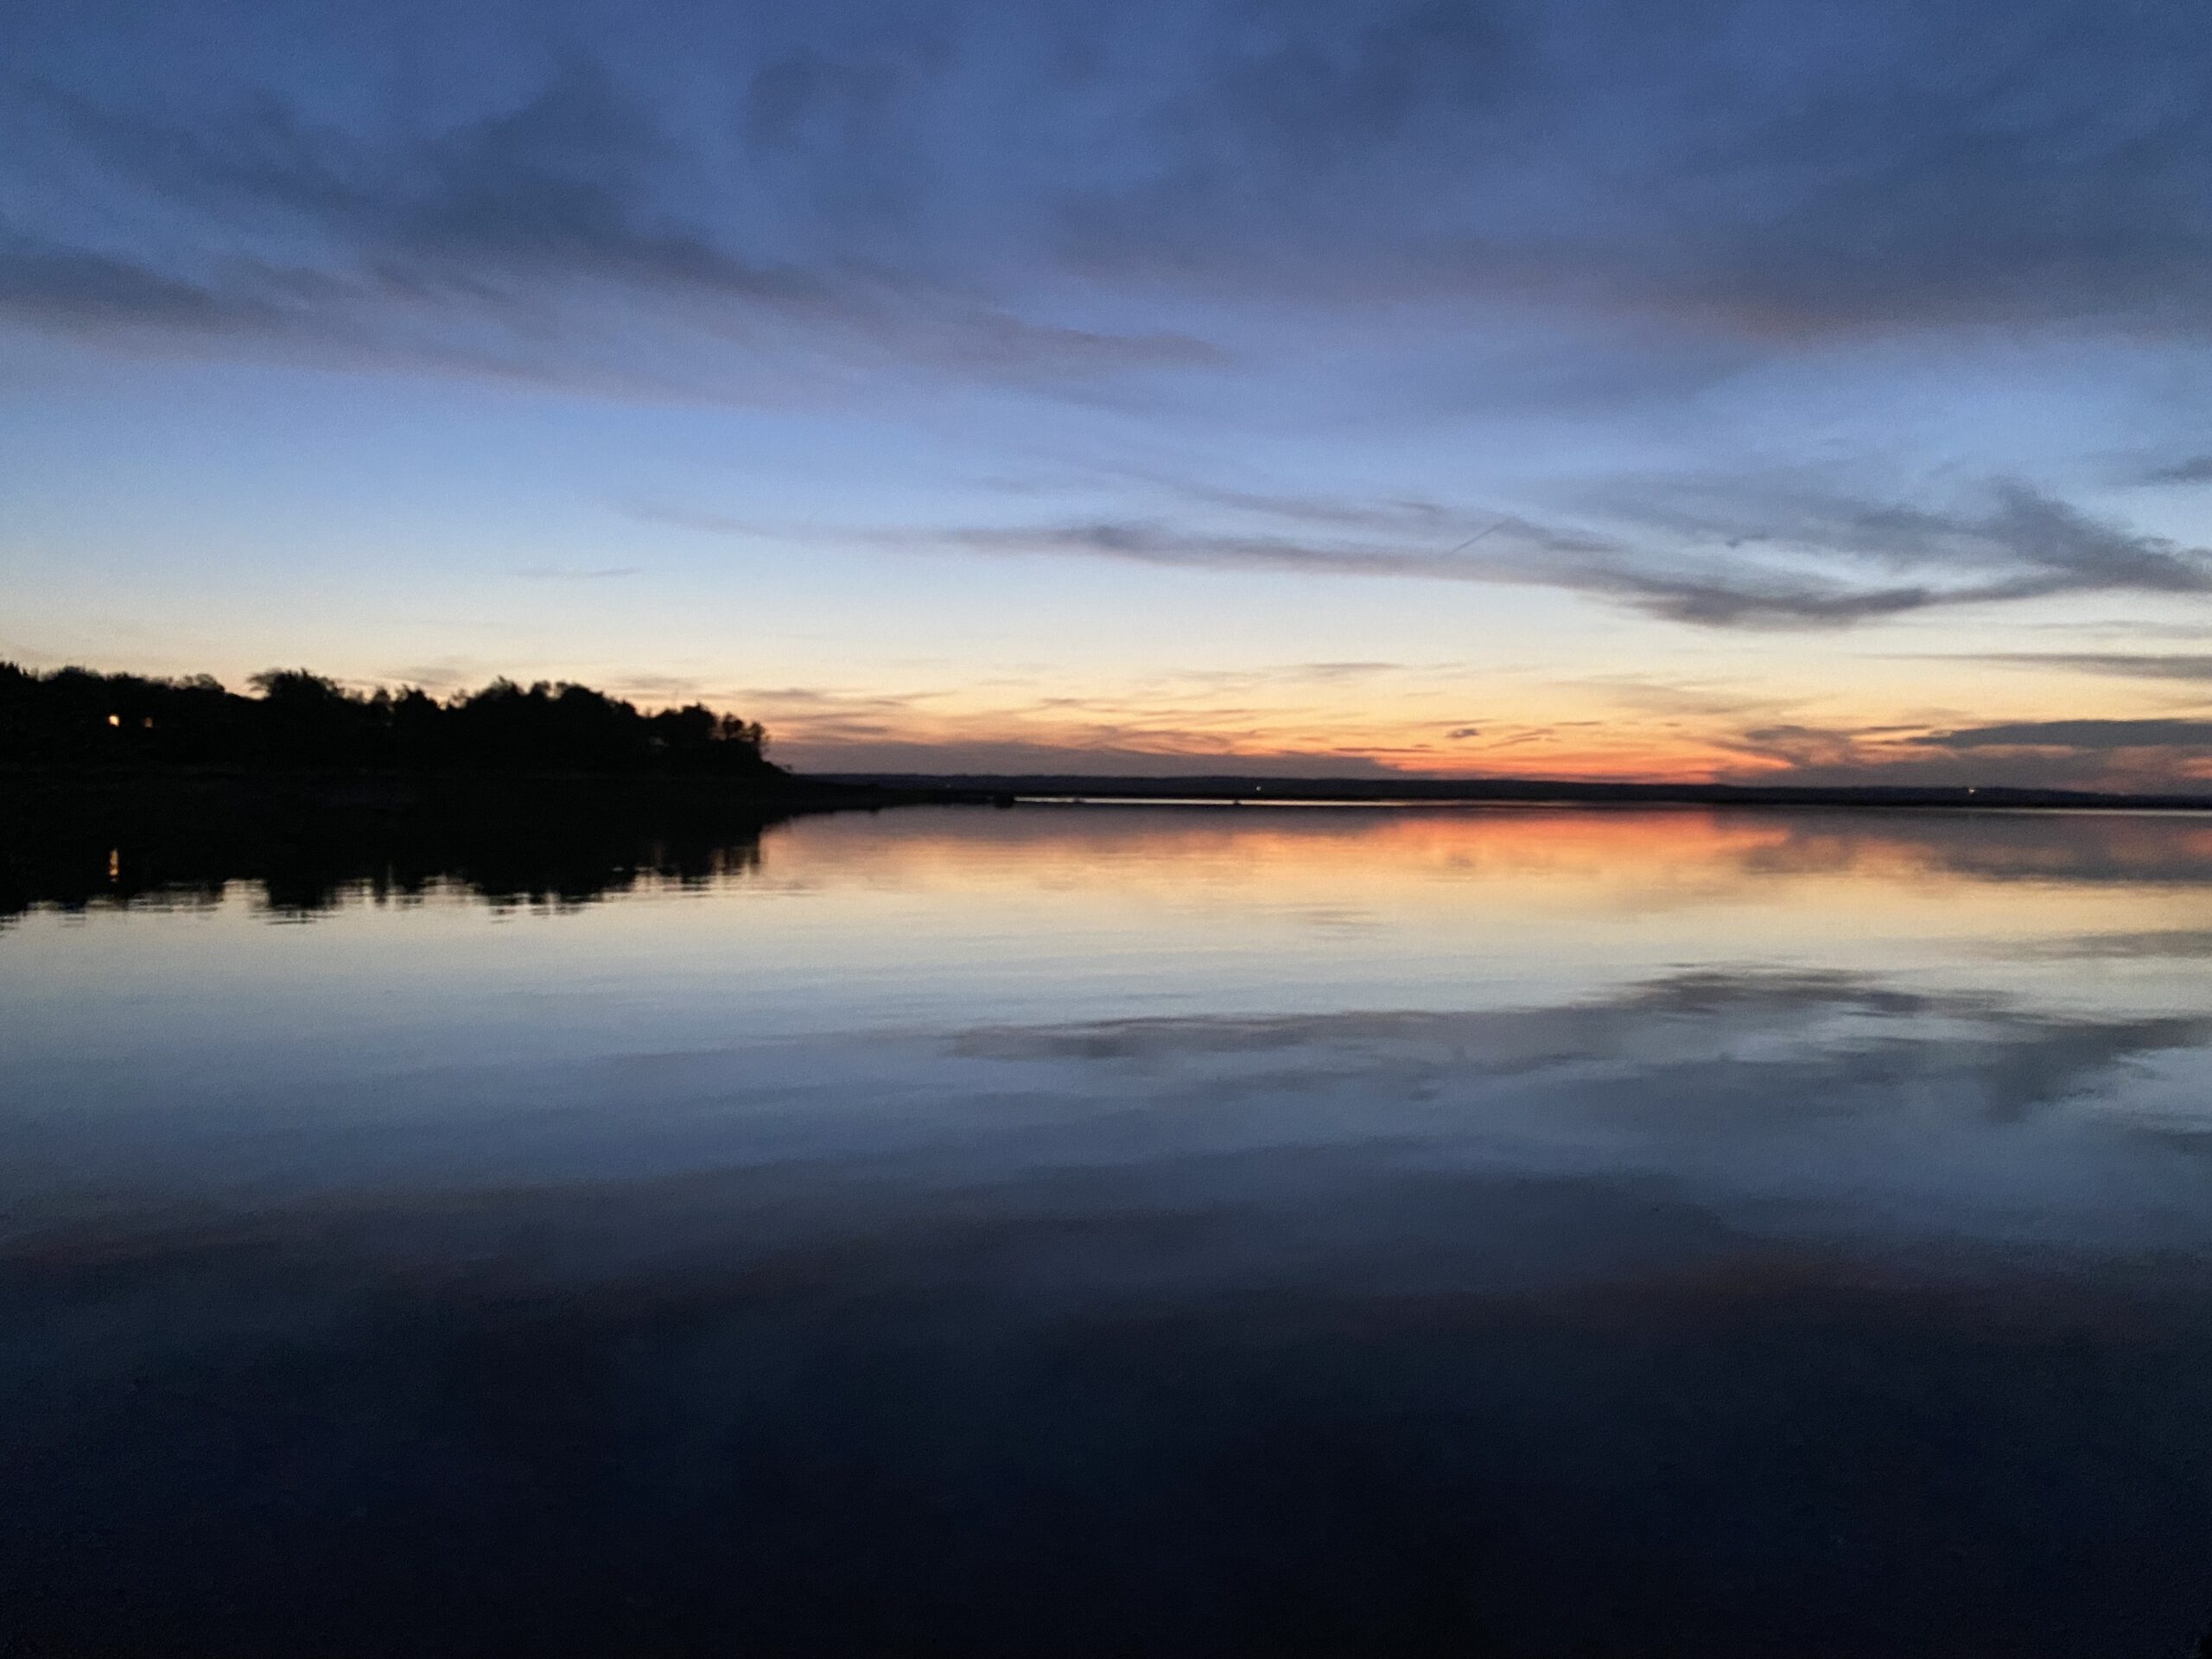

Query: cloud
[798,476,2212,630]
[637,461,2212,631]
[15,0,2212,399]
[1699,716,2202,791]
[1058,0,2212,340]
[1578,676,1786,720]
[719,671,1443,777]
[1573,478,2212,620]
[1556,478,2212,626]
[5,63,1221,391]
[50,67,813,301]
[1909,718,2212,753]
[5,67,809,355]
[2139,456,2212,486]
[0,239,283,334]
[1085,470,1459,533]
[798,739,1408,778]
[1952,653,2212,683]
[380,658,495,694]
[944,515,1603,579]
[17,0,2212,734]
[1700,713,2212,792]
[934,513,1897,632]
[513,564,640,581]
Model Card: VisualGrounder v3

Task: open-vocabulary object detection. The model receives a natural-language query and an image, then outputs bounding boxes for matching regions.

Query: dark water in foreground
[5,805,2212,1657]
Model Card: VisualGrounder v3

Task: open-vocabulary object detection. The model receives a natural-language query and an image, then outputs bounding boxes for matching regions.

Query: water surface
[5,805,2211,1656]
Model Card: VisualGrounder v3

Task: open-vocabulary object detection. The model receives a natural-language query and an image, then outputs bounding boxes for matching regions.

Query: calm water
[5,804,2212,1656]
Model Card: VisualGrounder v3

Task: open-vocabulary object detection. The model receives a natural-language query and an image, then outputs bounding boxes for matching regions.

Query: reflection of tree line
[3,807,771,919]
[1,663,999,916]
[3,664,772,774]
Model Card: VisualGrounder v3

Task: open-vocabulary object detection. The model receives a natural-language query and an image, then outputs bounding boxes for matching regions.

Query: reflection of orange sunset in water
[764,804,2212,894]
[718,807,2212,1004]
[11,804,2212,1655]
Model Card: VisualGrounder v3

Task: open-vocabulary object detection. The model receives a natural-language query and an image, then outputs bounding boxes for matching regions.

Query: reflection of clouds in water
[940,969,2212,1256]
[10,814,2212,1656]
[11,968,2207,1274]
[951,968,2209,1125]
[1744,812,2212,888]
[7,976,2212,1653]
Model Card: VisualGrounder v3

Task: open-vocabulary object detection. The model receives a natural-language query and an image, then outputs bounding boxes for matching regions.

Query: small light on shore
[106,713,121,727]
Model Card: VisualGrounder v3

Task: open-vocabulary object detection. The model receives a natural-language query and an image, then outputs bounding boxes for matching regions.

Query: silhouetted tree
[0,662,772,777]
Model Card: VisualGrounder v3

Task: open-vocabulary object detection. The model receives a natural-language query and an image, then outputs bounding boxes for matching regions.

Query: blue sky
[6,0,2212,782]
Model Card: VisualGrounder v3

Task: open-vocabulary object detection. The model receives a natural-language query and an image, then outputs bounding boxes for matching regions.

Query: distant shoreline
[13,763,2209,825]
[820,772,2212,813]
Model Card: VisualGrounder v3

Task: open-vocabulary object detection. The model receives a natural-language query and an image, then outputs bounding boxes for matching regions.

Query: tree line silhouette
[0,664,774,776]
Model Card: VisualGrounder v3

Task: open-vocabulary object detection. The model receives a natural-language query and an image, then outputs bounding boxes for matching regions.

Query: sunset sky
[7,0,2212,785]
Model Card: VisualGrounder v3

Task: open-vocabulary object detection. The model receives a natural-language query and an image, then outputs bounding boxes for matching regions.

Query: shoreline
[818,772,2212,813]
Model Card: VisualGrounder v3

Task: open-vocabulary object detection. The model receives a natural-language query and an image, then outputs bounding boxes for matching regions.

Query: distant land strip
[820,774,2212,813]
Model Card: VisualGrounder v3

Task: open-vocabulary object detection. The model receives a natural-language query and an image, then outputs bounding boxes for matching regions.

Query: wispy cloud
[5,65,1222,393]
[1058,0,2212,340]
[17,0,2212,398]
[1950,652,2212,683]
[0,239,289,334]
[2138,456,2212,486]
[1909,718,2212,753]
[645,474,2212,632]
[1573,478,2212,622]
[1701,712,2212,791]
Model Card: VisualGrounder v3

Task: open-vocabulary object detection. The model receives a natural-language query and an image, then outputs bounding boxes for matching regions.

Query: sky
[5,0,2212,786]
